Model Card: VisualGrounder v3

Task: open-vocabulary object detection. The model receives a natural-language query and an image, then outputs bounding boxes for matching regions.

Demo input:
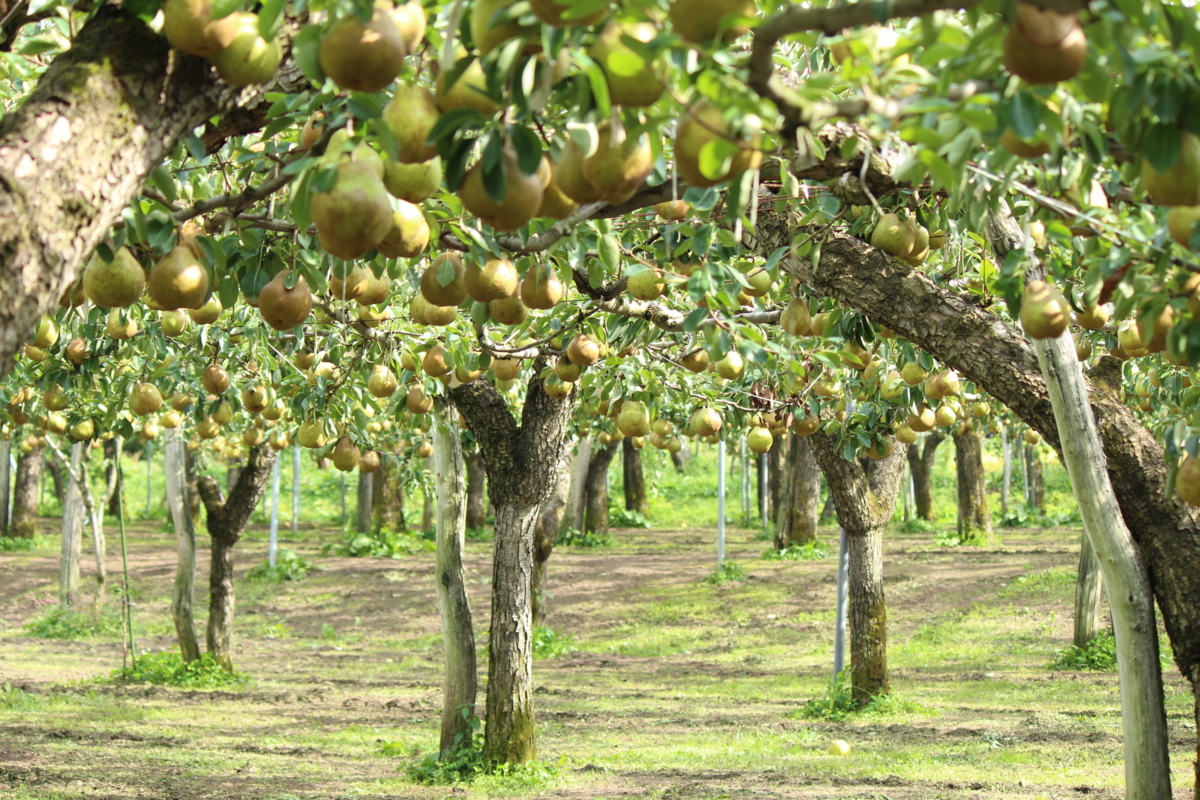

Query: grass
[112,650,250,688]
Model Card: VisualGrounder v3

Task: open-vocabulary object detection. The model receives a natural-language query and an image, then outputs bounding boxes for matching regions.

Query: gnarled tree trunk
[58,443,84,608]
[11,443,42,538]
[355,469,373,534]
[533,455,572,626]
[1074,530,1104,649]
[1025,442,1044,512]
[165,437,200,664]
[775,433,820,548]
[372,458,406,532]
[906,431,944,522]
[952,424,991,542]
[621,438,648,515]
[465,448,486,530]
[583,443,617,535]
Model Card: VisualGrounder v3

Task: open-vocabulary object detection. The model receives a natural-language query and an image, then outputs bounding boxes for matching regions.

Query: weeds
[703,561,745,585]
[405,709,488,784]
[246,548,317,582]
[532,626,578,659]
[0,683,41,710]
[323,528,434,558]
[795,672,934,721]
[762,541,830,561]
[24,606,121,639]
[465,526,493,542]
[610,508,653,528]
[556,527,612,548]
[0,535,50,552]
[897,518,938,533]
[935,528,994,546]
[112,651,249,688]
[1051,632,1118,671]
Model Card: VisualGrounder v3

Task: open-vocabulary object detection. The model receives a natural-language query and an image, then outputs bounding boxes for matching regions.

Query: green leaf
[149,165,177,204]
[1004,91,1040,140]
[209,0,241,21]
[426,107,487,145]
[481,135,507,204]
[508,125,543,176]
[575,52,611,118]
[437,256,457,287]
[599,234,620,272]
[258,0,287,38]
[293,25,326,84]
[1145,123,1182,172]
[348,93,383,120]
[184,134,207,161]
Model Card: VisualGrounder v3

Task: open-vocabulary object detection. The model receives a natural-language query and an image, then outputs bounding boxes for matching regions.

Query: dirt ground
[0,519,1194,800]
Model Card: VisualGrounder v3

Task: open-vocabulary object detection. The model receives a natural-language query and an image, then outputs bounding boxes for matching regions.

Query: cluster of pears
[1002,2,1087,86]
[319,1,426,94]
[410,253,566,331]
[869,213,943,266]
[162,0,281,86]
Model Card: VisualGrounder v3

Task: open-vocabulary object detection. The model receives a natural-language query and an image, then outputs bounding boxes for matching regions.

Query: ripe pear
[668,0,755,44]
[895,424,918,445]
[311,158,394,260]
[459,144,544,232]
[555,139,604,203]
[332,437,362,471]
[567,333,601,366]
[31,316,58,349]
[1000,128,1051,159]
[213,400,235,425]
[690,407,722,436]
[490,358,520,381]
[129,382,164,416]
[870,213,916,257]
[422,345,453,377]
[298,419,328,449]
[617,401,651,437]
[627,268,666,301]
[655,200,689,221]
[589,22,663,108]
[320,5,406,93]
[59,279,86,308]
[1137,304,1174,354]
[903,225,931,267]
[189,296,222,324]
[210,12,282,87]
[43,384,68,411]
[83,247,144,308]
[924,370,960,400]
[1074,304,1110,330]
[554,354,583,383]
[583,124,652,204]
[1167,206,1200,247]
[258,271,312,331]
[436,54,501,116]
[1177,455,1200,507]
[417,254,465,308]
[162,0,240,57]
[375,202,431,259]
[471,0,538,55]
[490,294,529,326]
[906,404,936,432]
[407,384,434,413]
[1002,4,1087,85]
[715,350,744,380]
[383,156,442,202]
[391,1,426,51]
[521,267,565,310]
[1020,279,1069,340]
[680,349,710,373]
[150,246,209,310]
[1142,130,1200,207]
[203,363,231,394]
[329,265,373,301]
[674,101,763,188]
[741,264,772,297]
[534,157,580,219]
[106,308,138,339]
[241,385,269,413]
[747,426,773,453]
[360,449,382,474]
[780,298,812,336]
[465,258,519,302]
[529,0,606,26]
[900,361,927,386]
[161,310,190,337]
[65,338,88,366]
[383,83,440,164]
[70,419,95,441]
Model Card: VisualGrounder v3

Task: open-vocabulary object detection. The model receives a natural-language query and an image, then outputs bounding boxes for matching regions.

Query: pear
[383,156,442,202]
[1142,130,1200,207]
[160,310,190,337]
[189,296,223,324]
[258,270,313,331]
[493,358,521,380]
[668,0,755,44]
[213,400,235,425]
[655,200,689,221]
[792,415,819,436]
[31,316,58,349]
[741,264,772,297]
[150,246,210,310]
[162,0,241,57]
[171,392,195,412]
[129,382,164,416]
[1002,4,1087,85]
[870,213,916,257]
[490,294,529,325]
[320,5,406,93]
[690,407,722,436]
[864,439,894,460]
[1167,205,1200,247]
[459,144,544,231]
[900,361,927,385]
[924,370,960,400]
[311,158,394,259]
[1137,304,1174,354]
[529,0,606,26]
[1074,304,1110,330]
[780,297,812,336]
[106,308,138,339]
[376,201,431,258]
[674,101,763,189]
[241,385,269,413]
[70,419,95,441]
[140,420,162,442]
[471,0,538,55]
[203,363,231,394]
[903,225,930,267]
[626,268,666,301]
[437,54,501,115]
[298,419,328,449]
[1177,455,1200,507]
[521,267,565,309]
[555,139,604,204]
[391,1,427,51]
[1000,128,1051,159]
[465,258,519,302]
[59,279,86,308]
[567,333,601,366]
[554,354,582,382]
[332,437,363,471]
[407,384,434,413]
[83,247,144,308]
[589,22,663,108]
[535,157,580,219]
[419,254,467,307]
[360,449,382,474]
[747,426,773,454]
[895,424,918,445]
[617,400,651,437]
[715,350,744,380]
[383,83,440,163]
[65,338,88,366]
[583,124,652,204]
[907,404,936,432]
[1020,279,1069,340]
[210,12,282,87]
[422,345,453,377]
[368,365,399,398]
[330,265,373,301]
[43,384,68,411]
[680,349,709,373]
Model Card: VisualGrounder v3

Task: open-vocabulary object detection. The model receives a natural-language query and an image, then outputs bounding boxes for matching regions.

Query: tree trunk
[104,438,122,520]
[562,440,590,533]
[11,443,42,538]
[583,443,617,535]
[809,432,908,706]
[775,434,820,548]
[355,469,372,534]
[906,432,944,521]
[533,456,571,626]
[432,400,477,757]
[165,437,201,664]
[206,535,235,671]
[372,459,406,531]
[621,438,648,515]
[1025,442,1044,512]
[670,447,687,473]
[59,443,84,608]
[768,435,787,527]
[1074,530,1104,649]
[0,438,10,536]
[952,424,991,541]
[1000,425,1012,520]
[465,448,486,530]
[45,453,65,505]
[1034,326,1171,799]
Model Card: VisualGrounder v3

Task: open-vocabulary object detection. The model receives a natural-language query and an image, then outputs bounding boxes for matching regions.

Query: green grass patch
[322,527,435,558]
[0,535,51,552]
[999,568,1075,599]
[609,507,652,528]
[556,527,612,548]
[24,605,122,639]
[762,541,830,560]
[795,673,937,722]
[112,651,249,689]
[703,560,745,585]
[246,548,317,582]
[935,528,995,546]
[532,626,578,659]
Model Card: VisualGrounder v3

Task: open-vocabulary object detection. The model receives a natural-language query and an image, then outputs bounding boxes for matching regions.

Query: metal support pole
[717,440,726,567]
[739,437,749,527]
[268,455,281,567]
[291,445,301,536]
[758,453,769,530]
[833,527,849,678]
[144,441,153,518]
[339,473,347,526]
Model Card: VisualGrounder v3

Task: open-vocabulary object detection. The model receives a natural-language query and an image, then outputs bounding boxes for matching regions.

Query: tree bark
[1034,326,1171,799]
[372,458,406,532]
[465,448,486,530]
[0,438,10,536]
[1025,442,1045,512]
[1074,530,1104,649]
[775,433,820,548]
[45,454,65,505]
[11,443,42,538]
[448,367,575,765]
[952,424,991,541]
[621,438,648,515]
[809,432,908,706]
[1000,425,1013,520]
[533,455,571,626]
[58,443,84,608]
[165,437,200,664]
[197,445,276,671]
[768,435,787,527]
[355,469,373,534]
[583,442,617,535]
[104,438,122,520]
[431,399,477,757]
[906,431,944,522]
[562,440,590,533]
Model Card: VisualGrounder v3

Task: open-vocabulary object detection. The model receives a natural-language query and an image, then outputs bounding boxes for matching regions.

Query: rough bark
[1025,442,1045,512]
[533,455,571,626]
[372,458,406,531]
[431,400,477,758]
[465,448,486,530]
[952,425,991,541]
[355,469,373,534]
[621,438,648,515]
[448,369,575,765]
[768,436,787,527]
[104,438,122,520]
[775,433,820,548]
[1074,530,1104,649]
[562,440,590,533]
[809,431,908,706]
[11,443,42,538]
[165,437,200,664]
[197,445,276,671]
[583,443,617,536]
[45,454,65,505]
[0,7,306,377]
[58,442,83,608]
[1000,425,1013,520]
[0,438,10,536]
[906,431,944,522]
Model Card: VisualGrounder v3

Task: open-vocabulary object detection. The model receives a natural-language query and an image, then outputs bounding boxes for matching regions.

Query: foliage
[0,683,41,710]
[556,527,612,548]
[532,626,578,659]
[703,561,745,585]
[246,548,317,582]
[897,517,938,533]
[609,507,653,529]
[465,526,493,542]
[405,709,488,784]
[24,605,121,639]
[935,528,994,547]
[323,527,434,558]
[0,535,50,552]
[112,651,249,689]
[1051,632,1118,672]
[761,541,830,560]
[795,672,935,722]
